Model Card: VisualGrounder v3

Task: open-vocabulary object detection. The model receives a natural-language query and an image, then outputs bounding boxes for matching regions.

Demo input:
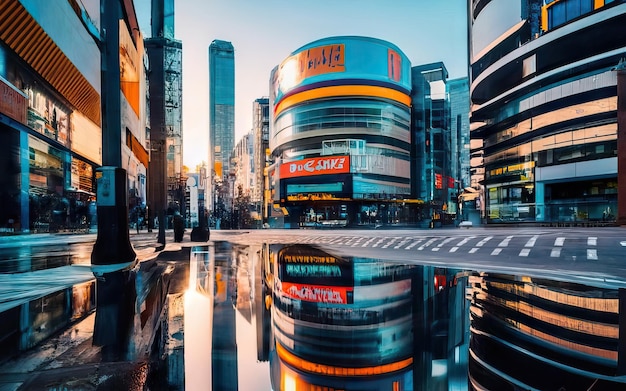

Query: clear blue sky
[135,0,469,169]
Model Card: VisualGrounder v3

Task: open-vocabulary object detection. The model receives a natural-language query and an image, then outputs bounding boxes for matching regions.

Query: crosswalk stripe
[491,248,502,256]
[525,235,539,247]
[418,238,438,251]
[587,249,598,260]
[554,237,565,246]
[351,238,364,247]
[498,236,514,247]
[519,248,531,257]
[405,239,424,250]
[588,237,597,246]
[362,237,376,247]
[469,248,479,253]
[476,236,493,247]
[372,238,386,248]
[382,238,398,249]
[450,247,459,252]
[551,248,561,257]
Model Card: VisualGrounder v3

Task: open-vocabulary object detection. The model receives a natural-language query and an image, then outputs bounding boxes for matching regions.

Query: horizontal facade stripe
[276,341,413,376]
[272,133,411,156]
[274,85,411,117]
[482,111,615,156]
[474,86,616,139]
[280,78,411,102]
[471,7,626,106]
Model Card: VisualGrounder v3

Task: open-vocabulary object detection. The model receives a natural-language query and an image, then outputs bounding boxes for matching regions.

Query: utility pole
[91,0,136,268]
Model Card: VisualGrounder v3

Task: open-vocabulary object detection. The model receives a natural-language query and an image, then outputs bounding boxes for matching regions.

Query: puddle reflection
[5,240,624,389]
[182,241,626,390]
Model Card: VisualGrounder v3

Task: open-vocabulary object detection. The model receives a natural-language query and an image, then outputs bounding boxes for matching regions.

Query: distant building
[208,40,235,180]
[208,39,235,216]
[252,97,270,208]
[411,63,457,226]
[145,35,183,219]
[469,0,626,224]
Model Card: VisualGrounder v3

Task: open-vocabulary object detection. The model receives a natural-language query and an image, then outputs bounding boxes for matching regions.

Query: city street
[0,226,625,389]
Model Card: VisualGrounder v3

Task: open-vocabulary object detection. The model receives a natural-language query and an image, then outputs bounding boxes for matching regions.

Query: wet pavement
[1,229,626,390]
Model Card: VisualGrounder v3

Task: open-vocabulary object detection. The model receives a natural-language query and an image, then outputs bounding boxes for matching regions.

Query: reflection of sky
[236,310,271,390]
[184,289,212,390]
[472,0,521,58]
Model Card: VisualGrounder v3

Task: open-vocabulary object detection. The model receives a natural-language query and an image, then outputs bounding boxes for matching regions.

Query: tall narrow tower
[146,0,183,241]
[208,40,235,215]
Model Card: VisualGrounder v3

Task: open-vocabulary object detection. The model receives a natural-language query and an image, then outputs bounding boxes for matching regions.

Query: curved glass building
[269,36,414,228]
[470,0,626,224]
[469,273,625,389]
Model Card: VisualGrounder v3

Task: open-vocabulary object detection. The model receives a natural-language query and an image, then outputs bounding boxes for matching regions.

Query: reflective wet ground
[1,239,626,390]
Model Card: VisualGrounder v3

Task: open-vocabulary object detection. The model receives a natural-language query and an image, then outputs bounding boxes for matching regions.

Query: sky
[135,0,469,169]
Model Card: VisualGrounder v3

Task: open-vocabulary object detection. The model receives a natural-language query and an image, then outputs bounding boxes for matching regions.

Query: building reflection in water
[468,273,626,390]
[266,243,470,391]
[181,241,626,390]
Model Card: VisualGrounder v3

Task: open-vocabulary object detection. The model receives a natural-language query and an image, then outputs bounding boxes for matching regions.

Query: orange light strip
[275,341,413,377]
[274,85,411,117]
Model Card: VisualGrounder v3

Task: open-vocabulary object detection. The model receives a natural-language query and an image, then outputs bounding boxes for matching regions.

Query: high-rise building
[411,63,470,226]
[252,97,270,207]
[469,0,626,224]
[146,0,183,225]
[449,77,471,191]
[208,40,235,182]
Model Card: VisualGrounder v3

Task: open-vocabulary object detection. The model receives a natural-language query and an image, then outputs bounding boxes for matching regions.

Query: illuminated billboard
[279,155,350,179]
[271,36,411,109]
[276,245,354,304]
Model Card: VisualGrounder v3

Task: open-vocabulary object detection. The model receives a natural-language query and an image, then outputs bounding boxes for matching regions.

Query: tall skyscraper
[208,40,235,182]
[252,97,270,206]
[146,0,183,231]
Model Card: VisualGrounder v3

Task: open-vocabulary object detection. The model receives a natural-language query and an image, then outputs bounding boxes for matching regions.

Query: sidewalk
[0,231,191,391]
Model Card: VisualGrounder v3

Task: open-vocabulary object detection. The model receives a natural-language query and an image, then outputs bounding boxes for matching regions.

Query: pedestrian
[173,211,184,242]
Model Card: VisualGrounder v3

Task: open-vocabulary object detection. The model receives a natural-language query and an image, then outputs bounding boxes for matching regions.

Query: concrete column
[616,60,626,226]
[535,181,545,222]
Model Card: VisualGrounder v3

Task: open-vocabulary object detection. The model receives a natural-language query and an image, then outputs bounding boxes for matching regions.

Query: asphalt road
[211,226,626,288]
[0,226,625,287]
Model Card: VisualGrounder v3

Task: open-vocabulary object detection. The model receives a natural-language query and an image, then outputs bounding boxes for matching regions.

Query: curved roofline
[290,35,408,57]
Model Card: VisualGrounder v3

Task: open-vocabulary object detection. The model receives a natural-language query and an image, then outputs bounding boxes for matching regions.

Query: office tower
[412,63,462,226]
[208,40,235,182]
[146,0,183,227]
[252,97,270,207]
[469,0,626,224]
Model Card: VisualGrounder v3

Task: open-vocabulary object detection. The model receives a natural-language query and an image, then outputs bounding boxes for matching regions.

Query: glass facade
[469,0,626,224]
[208,40,235,180]
[469,273,623,389]
[270,36,415,228]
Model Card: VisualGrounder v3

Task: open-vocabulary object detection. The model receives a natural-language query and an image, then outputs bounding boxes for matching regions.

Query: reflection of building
[468,273,625,389]
[269,36,418,228]
[469,1,626,224]
[267,244,470,390]
[0,1,148,233]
